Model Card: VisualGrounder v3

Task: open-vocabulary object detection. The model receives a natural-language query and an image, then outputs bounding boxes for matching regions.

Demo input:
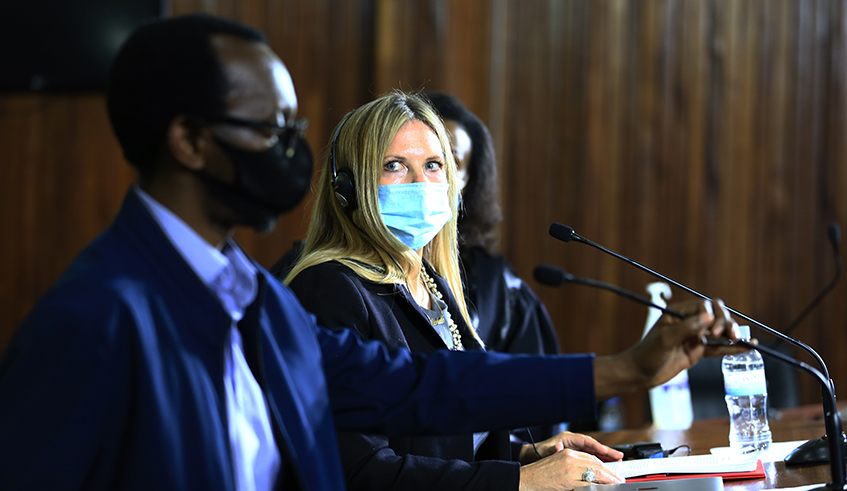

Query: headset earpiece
[332,167,356,211]
[329,111,357,211]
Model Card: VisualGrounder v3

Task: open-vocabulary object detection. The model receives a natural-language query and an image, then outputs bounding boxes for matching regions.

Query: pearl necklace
[420,267,464,351]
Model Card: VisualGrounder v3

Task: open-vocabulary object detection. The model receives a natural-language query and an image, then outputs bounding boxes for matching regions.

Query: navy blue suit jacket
[0,189,596,491]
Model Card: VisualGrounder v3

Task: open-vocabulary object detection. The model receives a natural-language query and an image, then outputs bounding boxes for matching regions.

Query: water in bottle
[722,325,772,453]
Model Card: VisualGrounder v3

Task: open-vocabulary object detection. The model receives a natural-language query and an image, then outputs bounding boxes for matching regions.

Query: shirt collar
[134,187,258,311]
[135,187,229,285]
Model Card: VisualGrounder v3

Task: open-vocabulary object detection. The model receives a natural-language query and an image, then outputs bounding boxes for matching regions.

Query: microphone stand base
[784,434,847,466]
[809,484,847,491]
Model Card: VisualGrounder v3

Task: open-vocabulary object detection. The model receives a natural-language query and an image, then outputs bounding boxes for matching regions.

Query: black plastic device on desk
[611,442,666,460]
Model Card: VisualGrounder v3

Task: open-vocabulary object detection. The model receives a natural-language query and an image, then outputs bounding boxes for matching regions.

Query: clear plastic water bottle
[722,325,772,453]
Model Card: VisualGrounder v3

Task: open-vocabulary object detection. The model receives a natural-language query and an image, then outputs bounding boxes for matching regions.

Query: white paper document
[710,440,806,463]
[604,454,759,479]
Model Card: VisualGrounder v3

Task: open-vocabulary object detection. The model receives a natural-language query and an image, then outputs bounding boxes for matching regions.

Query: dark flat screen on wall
[0,1,165,91]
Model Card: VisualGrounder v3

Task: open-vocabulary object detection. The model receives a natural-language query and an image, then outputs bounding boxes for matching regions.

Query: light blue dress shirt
[136,188,281,491]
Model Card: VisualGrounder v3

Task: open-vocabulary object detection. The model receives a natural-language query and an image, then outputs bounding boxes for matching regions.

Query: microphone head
[828,222,841,250]
[549,223,576,243]
[533,264,573,286]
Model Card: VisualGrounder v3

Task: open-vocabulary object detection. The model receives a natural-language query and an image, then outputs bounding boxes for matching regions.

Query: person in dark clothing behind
[280,91,743,491]
[426,91,559,357]
[425,91,563,439]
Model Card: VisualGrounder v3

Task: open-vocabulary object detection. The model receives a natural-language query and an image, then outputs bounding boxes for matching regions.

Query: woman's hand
[519,431,623,465]
[519,446,624,491]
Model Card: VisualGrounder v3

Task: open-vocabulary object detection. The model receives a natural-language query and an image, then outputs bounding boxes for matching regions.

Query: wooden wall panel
[2,0,846,430]
[372,0,492,118]
[0,95,132,349]
[496,0,847,426]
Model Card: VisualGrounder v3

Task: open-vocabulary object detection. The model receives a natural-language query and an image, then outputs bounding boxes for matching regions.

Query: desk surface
[587,418,832,489]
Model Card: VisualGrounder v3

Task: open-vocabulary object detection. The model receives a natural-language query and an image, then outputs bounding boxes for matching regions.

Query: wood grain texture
[2,0,845,429]
[495,0,847,426]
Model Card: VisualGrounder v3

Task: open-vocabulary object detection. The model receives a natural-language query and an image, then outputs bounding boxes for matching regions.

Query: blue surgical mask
[378,182,452,251]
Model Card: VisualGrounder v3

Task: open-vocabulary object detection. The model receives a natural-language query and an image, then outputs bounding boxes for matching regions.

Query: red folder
[625,459,766,483]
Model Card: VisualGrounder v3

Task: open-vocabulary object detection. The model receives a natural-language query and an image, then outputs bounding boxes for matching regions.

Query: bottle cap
[737,324,751,340]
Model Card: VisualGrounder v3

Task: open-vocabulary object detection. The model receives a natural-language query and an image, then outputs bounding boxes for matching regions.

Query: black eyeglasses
[194,114,309,155]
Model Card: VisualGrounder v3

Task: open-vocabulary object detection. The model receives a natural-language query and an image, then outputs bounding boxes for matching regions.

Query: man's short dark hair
[107,14,266,174]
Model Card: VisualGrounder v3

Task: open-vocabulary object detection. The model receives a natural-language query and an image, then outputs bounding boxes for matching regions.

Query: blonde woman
[283,91,620,490]
[287,93,469,343]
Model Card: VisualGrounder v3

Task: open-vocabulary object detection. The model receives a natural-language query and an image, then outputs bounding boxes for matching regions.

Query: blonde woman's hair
[285,91,477,340]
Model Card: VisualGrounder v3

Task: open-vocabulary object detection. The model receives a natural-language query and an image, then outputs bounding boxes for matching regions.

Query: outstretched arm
[594,298,744,400]
[322,298,743,435]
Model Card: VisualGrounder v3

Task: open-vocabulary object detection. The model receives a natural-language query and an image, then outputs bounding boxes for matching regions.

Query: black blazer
[461,246,559,356]
[287,261,521,491]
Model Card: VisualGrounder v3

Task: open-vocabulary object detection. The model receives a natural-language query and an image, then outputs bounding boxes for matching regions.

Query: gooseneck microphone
[548,222,831,382]
[549,222,845,466]
[533,264,685,320]
[537,268,846,490]
[779,222,842,338]
[768,222,843,465]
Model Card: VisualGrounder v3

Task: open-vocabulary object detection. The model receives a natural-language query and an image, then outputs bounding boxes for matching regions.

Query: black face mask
[195,135,314,233]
